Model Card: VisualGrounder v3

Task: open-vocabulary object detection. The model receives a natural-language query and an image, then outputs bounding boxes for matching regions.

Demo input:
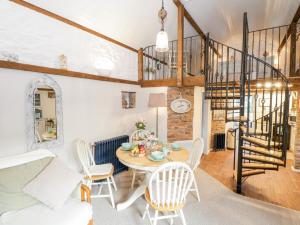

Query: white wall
[0,0,137,80]
[0,69,167,170]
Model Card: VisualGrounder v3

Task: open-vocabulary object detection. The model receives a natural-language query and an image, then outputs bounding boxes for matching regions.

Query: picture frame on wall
[121,91,136,109]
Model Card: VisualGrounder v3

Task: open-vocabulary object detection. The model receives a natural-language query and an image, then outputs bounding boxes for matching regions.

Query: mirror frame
[26,75,64,151]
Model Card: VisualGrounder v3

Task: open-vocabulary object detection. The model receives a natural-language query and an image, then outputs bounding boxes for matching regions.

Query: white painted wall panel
[0,1,137,81]
[0,70,167,170]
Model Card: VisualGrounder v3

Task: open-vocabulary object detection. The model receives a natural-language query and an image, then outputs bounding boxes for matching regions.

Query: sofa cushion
[23,158,83,208]
[0,157,53,214]
[0,198,92,225]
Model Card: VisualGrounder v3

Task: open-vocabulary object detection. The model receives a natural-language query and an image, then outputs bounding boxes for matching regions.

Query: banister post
[177,4,184,87]
[290,22,297,76]
[138,48,143,84]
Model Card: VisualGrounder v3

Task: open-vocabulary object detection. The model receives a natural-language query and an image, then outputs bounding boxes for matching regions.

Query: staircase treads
[226,116,247,122]
[242,154,284,166]
[241,136,281,148]
[207,86,239,91]
[242,169,265,177]
[209,94,240,99]
[241,145,282,158]
[240,125,268,135]
[211,106,240,110]
[242,162,278,170]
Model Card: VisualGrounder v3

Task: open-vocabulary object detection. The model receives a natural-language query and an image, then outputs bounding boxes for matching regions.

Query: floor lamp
[148,93,167,138]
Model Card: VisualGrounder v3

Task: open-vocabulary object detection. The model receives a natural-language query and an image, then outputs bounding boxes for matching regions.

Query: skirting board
[291,166,300,173]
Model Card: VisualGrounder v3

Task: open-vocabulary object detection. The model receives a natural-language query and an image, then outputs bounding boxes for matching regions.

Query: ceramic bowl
[122,142,132,150]
[171,143,180,150]
[151,151,165,160]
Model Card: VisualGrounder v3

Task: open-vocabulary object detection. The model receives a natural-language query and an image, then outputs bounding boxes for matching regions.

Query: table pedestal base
[116,184,146,211]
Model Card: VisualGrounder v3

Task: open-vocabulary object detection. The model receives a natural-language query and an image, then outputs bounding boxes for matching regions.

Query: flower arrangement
[135,120,146,130]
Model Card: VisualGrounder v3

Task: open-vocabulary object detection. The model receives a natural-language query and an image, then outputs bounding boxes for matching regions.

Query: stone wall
[167,87,194,142]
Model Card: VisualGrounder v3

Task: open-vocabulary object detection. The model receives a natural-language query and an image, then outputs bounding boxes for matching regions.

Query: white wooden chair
[187,138,204,202]
[174,138,204,202]
[130,129,151,189]
[143,162,194,225]
[76,139,117,208]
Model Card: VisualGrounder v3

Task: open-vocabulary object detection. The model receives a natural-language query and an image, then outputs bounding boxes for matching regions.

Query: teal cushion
[0,157,53,214]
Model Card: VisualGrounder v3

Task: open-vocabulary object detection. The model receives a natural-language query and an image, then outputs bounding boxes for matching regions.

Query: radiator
[94,135,129,175]
[213,133,225,151]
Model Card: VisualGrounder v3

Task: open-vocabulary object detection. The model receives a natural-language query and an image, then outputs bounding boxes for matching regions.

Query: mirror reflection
[34,86,57,143]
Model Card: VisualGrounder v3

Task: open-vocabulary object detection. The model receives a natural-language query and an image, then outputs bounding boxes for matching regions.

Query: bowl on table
[150,151,165,161]
[121,142,132,151]
[171,143,181,151]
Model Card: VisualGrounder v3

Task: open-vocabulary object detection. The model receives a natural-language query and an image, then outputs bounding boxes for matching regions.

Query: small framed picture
[122,91,136,109]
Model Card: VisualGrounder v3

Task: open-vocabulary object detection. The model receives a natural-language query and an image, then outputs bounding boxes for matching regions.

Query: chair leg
[107,177,115,208]
[143,204,149,219]
[193,178,200,202]
[111,176,117,191]
[153,210,158,225]
[179,209,187,225]
[131,169,136,189]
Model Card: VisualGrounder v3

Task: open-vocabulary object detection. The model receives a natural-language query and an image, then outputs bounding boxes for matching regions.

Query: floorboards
[200,150,300,211]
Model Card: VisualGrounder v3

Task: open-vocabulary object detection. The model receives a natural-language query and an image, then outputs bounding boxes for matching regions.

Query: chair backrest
[76,139,95,177]
[147,162,194,209]
[189,138,204,171]
[130,129,151,143]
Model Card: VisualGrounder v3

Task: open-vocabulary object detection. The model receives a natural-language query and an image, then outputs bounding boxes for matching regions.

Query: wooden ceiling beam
[9,0,138,53]
[172,0,220,56]
[0,60,139,85]
[278,5,300,53]
[173,0,206,40]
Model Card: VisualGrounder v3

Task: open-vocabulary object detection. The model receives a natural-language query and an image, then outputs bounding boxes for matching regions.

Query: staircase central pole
[237,12,249,194]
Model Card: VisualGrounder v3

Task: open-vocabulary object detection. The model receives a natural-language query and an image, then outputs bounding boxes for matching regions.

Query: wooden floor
[200,150,300,211]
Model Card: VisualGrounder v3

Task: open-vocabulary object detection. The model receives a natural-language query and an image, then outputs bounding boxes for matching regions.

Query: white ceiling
[26,0,300,49]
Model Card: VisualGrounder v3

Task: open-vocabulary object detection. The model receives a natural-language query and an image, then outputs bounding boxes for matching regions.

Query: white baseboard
[292,166,300,173]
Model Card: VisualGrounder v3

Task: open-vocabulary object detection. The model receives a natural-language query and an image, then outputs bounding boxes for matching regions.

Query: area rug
[92,169,300,225]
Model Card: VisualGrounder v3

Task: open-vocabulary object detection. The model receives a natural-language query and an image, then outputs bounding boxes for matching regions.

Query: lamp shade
[155,31,169,52]
[148,93,167,107]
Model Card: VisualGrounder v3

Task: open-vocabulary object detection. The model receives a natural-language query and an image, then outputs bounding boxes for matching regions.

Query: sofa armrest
[80,184,91,204]
[80,184,93,225]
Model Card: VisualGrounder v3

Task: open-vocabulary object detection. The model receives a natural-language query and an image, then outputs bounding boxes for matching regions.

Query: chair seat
[145,187,184,212]
[89,163,113,176]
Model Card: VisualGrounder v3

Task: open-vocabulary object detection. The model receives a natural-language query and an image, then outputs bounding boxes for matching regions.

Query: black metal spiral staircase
[141,12,291,194]
[204,13,290,193]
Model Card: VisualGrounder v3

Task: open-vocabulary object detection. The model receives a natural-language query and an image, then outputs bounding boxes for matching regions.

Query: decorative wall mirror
[26,75,63,151]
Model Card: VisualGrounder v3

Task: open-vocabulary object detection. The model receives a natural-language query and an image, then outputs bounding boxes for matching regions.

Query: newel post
[177,4,184,87]
[138,48,144,84]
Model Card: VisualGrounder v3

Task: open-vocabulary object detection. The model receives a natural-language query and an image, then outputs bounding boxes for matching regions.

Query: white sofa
[0,150,93,225]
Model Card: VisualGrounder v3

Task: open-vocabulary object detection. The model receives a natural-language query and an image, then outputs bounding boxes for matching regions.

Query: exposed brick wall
[210,112,226,148]
[294,90,300,169]
[167,87,194,142]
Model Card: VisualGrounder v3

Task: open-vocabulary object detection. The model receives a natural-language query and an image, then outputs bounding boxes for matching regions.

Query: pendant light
[155,0,169,52]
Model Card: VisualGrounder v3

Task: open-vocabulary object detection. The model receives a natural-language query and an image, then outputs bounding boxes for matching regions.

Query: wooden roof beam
[172,0,220,56]
[278,5,300,53]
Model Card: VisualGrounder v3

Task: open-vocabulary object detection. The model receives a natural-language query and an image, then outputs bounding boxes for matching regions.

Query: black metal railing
[248,23,300,77]
[143,35,205,80]
[204,13,290,193]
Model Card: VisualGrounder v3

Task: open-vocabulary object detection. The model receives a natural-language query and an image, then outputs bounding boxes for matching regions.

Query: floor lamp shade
[148,93,166,138]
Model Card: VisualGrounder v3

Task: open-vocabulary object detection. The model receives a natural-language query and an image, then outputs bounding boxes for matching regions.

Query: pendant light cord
[161,0,165,31]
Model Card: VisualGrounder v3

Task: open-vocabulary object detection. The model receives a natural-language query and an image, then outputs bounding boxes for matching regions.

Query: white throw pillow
[23,158,83,208]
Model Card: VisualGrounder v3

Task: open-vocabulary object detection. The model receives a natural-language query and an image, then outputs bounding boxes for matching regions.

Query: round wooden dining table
[116,147,189,211]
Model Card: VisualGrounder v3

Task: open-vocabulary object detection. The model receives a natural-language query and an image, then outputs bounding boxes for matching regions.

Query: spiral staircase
[204,13,290,193]
[142,12,291,193]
